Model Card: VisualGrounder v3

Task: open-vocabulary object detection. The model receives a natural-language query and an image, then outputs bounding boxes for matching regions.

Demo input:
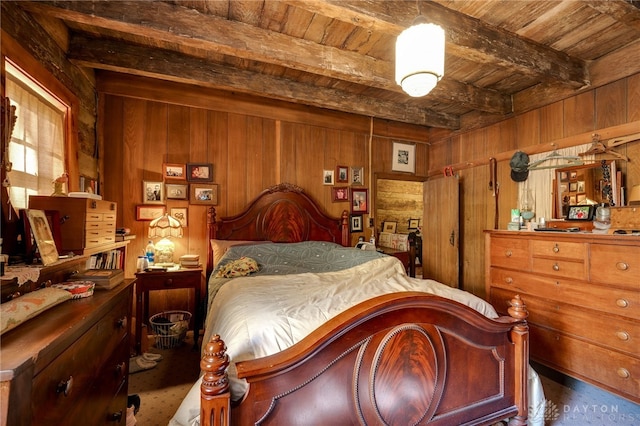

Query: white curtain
[6,76,65,209]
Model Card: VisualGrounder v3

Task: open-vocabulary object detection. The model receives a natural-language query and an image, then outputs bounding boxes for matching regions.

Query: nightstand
[134,267,202,355]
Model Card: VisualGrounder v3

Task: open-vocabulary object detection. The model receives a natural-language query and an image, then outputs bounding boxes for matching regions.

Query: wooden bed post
[508,295,529,426]
[201,334,230,426]
[206,207,217,279]
[340,210,349,246]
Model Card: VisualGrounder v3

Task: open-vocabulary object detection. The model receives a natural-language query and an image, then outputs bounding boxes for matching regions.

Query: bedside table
[134,267,202,355]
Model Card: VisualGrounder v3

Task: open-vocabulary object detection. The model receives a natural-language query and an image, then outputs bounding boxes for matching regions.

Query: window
[5,59,68,209]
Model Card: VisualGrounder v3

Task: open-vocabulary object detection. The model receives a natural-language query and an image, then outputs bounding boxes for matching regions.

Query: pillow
[1,287,72,335]
[210,239,267,268]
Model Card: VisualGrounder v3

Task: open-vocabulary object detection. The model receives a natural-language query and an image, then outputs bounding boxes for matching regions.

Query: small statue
[51,172,68,197]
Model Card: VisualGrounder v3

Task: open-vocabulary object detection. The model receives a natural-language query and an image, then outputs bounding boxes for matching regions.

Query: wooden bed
[197,183,529,426]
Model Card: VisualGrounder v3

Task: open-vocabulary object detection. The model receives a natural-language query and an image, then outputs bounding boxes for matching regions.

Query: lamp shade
[395,21,445,97]
[148,213,183,239]
[628,184,640,205]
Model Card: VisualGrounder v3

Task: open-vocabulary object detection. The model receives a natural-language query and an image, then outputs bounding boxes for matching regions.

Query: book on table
[69,269,124,290]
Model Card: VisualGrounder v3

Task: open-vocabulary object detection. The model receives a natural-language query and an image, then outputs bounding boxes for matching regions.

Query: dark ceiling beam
[19,0,509,115]
[67,35,459,129]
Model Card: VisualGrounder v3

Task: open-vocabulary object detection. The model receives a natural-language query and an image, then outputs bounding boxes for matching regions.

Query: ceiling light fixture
[395,16,445,97]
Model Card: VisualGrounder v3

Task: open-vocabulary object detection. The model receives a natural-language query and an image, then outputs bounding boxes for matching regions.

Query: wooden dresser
[485,230,639,403]
[29,196,117,254]
[0,281,134,425]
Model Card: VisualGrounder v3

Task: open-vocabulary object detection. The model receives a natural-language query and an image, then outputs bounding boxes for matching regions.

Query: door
[422,176,460,287]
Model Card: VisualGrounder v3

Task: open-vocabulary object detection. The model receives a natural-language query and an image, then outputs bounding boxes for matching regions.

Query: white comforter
[170,256,545,426]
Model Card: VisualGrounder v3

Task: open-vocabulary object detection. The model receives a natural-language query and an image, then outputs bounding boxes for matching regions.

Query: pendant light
[395,16,445,97]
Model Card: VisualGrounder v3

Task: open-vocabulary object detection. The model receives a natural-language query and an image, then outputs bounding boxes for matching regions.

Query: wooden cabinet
[485,231,639,403]
[29,196,117,254]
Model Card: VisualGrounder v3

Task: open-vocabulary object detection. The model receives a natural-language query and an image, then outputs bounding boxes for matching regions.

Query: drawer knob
[164,278,173,286]
[504,250,512,257]
[117,316,128,329]
[552,263,560,271]
[110,410,124,422]
[615,331,630,341]
[116,362,126,375]
[616,299,629,308]
[505,277,513,284]
[615,262,629,271]
[616,368,630,379]
[56,376,73,396]
[553,244,559,253]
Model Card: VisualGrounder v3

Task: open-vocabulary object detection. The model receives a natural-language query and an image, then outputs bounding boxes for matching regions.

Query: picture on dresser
[143,181,164,204]
[25,209,59,266]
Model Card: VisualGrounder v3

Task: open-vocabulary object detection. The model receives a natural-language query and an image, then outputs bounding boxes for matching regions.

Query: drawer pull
[615,331,630,341]
[553,244,559,253]
[616,299,629,308]
[164,278,174,286]
[110,410,124,422]
[615,262,629,271]
[117,316,128,329]
[616,368,630,379]
[552,263,560,271]
[504,250,512,257]
[56,376,73,396]
[504,277,513,284]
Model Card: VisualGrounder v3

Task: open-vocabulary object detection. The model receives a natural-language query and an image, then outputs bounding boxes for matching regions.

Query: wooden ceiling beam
[19,0,509,115]
[67,35,459,129]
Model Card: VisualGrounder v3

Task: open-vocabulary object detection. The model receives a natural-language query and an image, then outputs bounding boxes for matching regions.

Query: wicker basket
[149,310,191,349]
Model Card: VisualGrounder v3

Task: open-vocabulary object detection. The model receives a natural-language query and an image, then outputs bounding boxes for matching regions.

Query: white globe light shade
[395,23,445,97]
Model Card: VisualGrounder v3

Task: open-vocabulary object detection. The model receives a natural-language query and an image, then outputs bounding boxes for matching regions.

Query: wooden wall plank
[596,79,627,129]
[563,91,595,136]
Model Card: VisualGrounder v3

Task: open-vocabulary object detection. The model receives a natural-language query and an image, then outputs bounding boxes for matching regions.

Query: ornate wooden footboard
[200,293,529,426]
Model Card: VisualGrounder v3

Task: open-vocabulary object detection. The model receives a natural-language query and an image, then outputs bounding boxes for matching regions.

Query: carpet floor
[129,335,639,426]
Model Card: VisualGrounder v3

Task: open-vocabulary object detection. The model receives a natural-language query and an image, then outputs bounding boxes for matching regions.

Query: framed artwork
[143,181,164,204]
[187,163,213,182]
[383,221,397,233]
[577,181,585,192]
[166,183,188,200]
[391,142,416,173]
[566,205,594,220]
[332,187,349,202]
[190,183,218,205]
[170,207,188,227]
[136,205,165,221]
[351,188,369,213]
[570,171,578,180]
[323,170,334,185]
[408,218,420,230]
[350,166,364,185]
[25,209,59,266]
[569,182,578,192]
[162,163,186,181]
[336,165,348,183]
[350,214,363,232]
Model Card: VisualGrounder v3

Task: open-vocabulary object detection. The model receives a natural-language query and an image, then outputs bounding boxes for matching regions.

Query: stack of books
[179,254,200,269]
[69,269,124,290]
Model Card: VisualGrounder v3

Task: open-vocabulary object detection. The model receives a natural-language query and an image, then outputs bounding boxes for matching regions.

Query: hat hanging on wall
[510,151,530,182]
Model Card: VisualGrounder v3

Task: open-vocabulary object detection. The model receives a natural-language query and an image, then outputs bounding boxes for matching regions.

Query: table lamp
[148,213,183,265]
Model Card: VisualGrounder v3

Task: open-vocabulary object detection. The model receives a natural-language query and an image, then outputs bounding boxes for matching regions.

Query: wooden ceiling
[17,0,640,132]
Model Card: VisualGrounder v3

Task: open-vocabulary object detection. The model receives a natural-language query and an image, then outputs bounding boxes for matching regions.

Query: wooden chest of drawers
[485,231,639,403]
[0,281,134,425]
[29,196,117,254]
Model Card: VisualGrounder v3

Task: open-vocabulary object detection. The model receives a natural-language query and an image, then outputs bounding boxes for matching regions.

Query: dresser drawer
[489,237,530,270]
[590,244,640,290]
[530,325,639,403]
[490,269,639,320]
[531,257,587,280]
[531,239,586,260]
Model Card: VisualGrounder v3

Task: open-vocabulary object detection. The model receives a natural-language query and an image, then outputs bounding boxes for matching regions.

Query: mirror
[555,160,618,219]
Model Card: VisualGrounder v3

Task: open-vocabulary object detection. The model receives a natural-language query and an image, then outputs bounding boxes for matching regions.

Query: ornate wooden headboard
[206,183,349,276]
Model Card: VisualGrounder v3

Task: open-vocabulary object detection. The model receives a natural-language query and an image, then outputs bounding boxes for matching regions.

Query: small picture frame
[570,171,578,180]
[136,205,166,221]
[351,188,369,213]
[143,181,164,204]
[569,182,578,192]
[350,214,363,232]
[190,183,218,205]
[392,142,416,173]
[323,170,335,185]
[577,181,585,193]
[187,163,213,182]
[332,187,349,202]
[408,218,420,230]
[162,163,186,181]
[170,207,188,227]
[25,209,59,266]
[566,205,594,221]
[350,166,364,185]
[383,221,397,233]
[336,165,348,183]
[165,183,188,200]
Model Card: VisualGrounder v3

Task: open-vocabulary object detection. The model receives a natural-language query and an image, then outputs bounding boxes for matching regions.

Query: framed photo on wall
[165,183,188,200]
[162,163,186,181]
[187,163,213,182]
[143,181,164,204]
[350,214,363,232]
[170,207,188,227]
[351,188,369,213]
[408,218,420,230]
[383,221,397,233]
[190,183,218,205]
[350,166,364,185]
[332,187,349,202]
[391,142,416,173]
[136,205,165,221]
[323,170,335,185]
[336,165,348,183]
